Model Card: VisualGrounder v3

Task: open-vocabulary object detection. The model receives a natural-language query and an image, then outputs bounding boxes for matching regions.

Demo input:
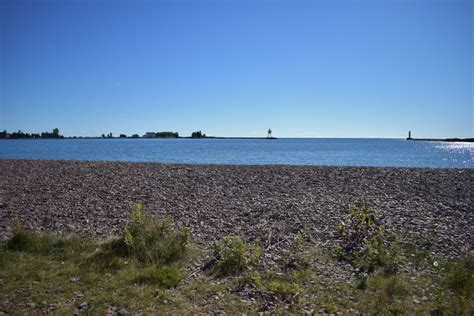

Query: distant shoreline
[407,137,474,143]
[0,136,278,140]
[3,136,474,141]
[200,136,278,140]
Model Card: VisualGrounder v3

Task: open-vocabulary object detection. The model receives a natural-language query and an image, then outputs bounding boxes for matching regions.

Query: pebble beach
[0,159,472,258]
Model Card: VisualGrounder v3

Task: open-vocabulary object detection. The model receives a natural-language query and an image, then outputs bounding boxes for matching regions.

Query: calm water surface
[0,138,472,168]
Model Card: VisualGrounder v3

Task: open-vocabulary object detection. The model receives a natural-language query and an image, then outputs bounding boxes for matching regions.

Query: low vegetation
[133,264,183,288]
[122,203,189,266]
[211,236,261,276]
[5,223,89,259]
[336,198,402,275]
[439,256,474,314]
[0,202,472,314]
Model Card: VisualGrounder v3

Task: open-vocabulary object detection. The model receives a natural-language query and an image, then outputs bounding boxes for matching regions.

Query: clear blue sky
[1,0,472,138]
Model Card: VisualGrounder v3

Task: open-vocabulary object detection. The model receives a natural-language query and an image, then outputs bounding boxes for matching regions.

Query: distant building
[143,132,156,138]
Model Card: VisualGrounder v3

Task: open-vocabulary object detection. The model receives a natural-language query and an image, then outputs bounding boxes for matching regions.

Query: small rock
[413,298,420,304]
[26,302,36,308]
[78,301,88,309]
[118,308,130,315]
[70,277,79,283]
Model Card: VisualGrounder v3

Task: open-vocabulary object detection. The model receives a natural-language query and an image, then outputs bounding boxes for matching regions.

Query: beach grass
[0,208,472,314]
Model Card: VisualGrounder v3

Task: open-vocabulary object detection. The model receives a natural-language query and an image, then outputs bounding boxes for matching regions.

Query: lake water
[0,138,472,168]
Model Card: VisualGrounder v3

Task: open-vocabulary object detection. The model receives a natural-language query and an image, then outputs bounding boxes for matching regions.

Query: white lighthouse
[267,128,272,138]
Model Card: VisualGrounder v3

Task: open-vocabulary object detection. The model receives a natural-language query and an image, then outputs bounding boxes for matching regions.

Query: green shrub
[355,230,402,275]
[335,243,347,260]
[443,255,474,299]
[285,227,312,270]
[134,264,182,288]
[123,203,189,266]
[336,198,378,257]
[404,243,433,268]
[336,199,401,275]
[356,272,369,290]
[212,236,261,276]
[267,279,301,300]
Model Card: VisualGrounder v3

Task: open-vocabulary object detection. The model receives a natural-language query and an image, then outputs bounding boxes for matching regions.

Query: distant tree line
[116,131,179,138]
[112,131,207,138]
[101,133,113,138]
[191,130,207,138]
[0,128,63,139]
[155,131,179,138]
[0,129,209,139]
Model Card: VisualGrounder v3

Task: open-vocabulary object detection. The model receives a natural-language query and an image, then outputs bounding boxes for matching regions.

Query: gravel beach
[0,159,472,258]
